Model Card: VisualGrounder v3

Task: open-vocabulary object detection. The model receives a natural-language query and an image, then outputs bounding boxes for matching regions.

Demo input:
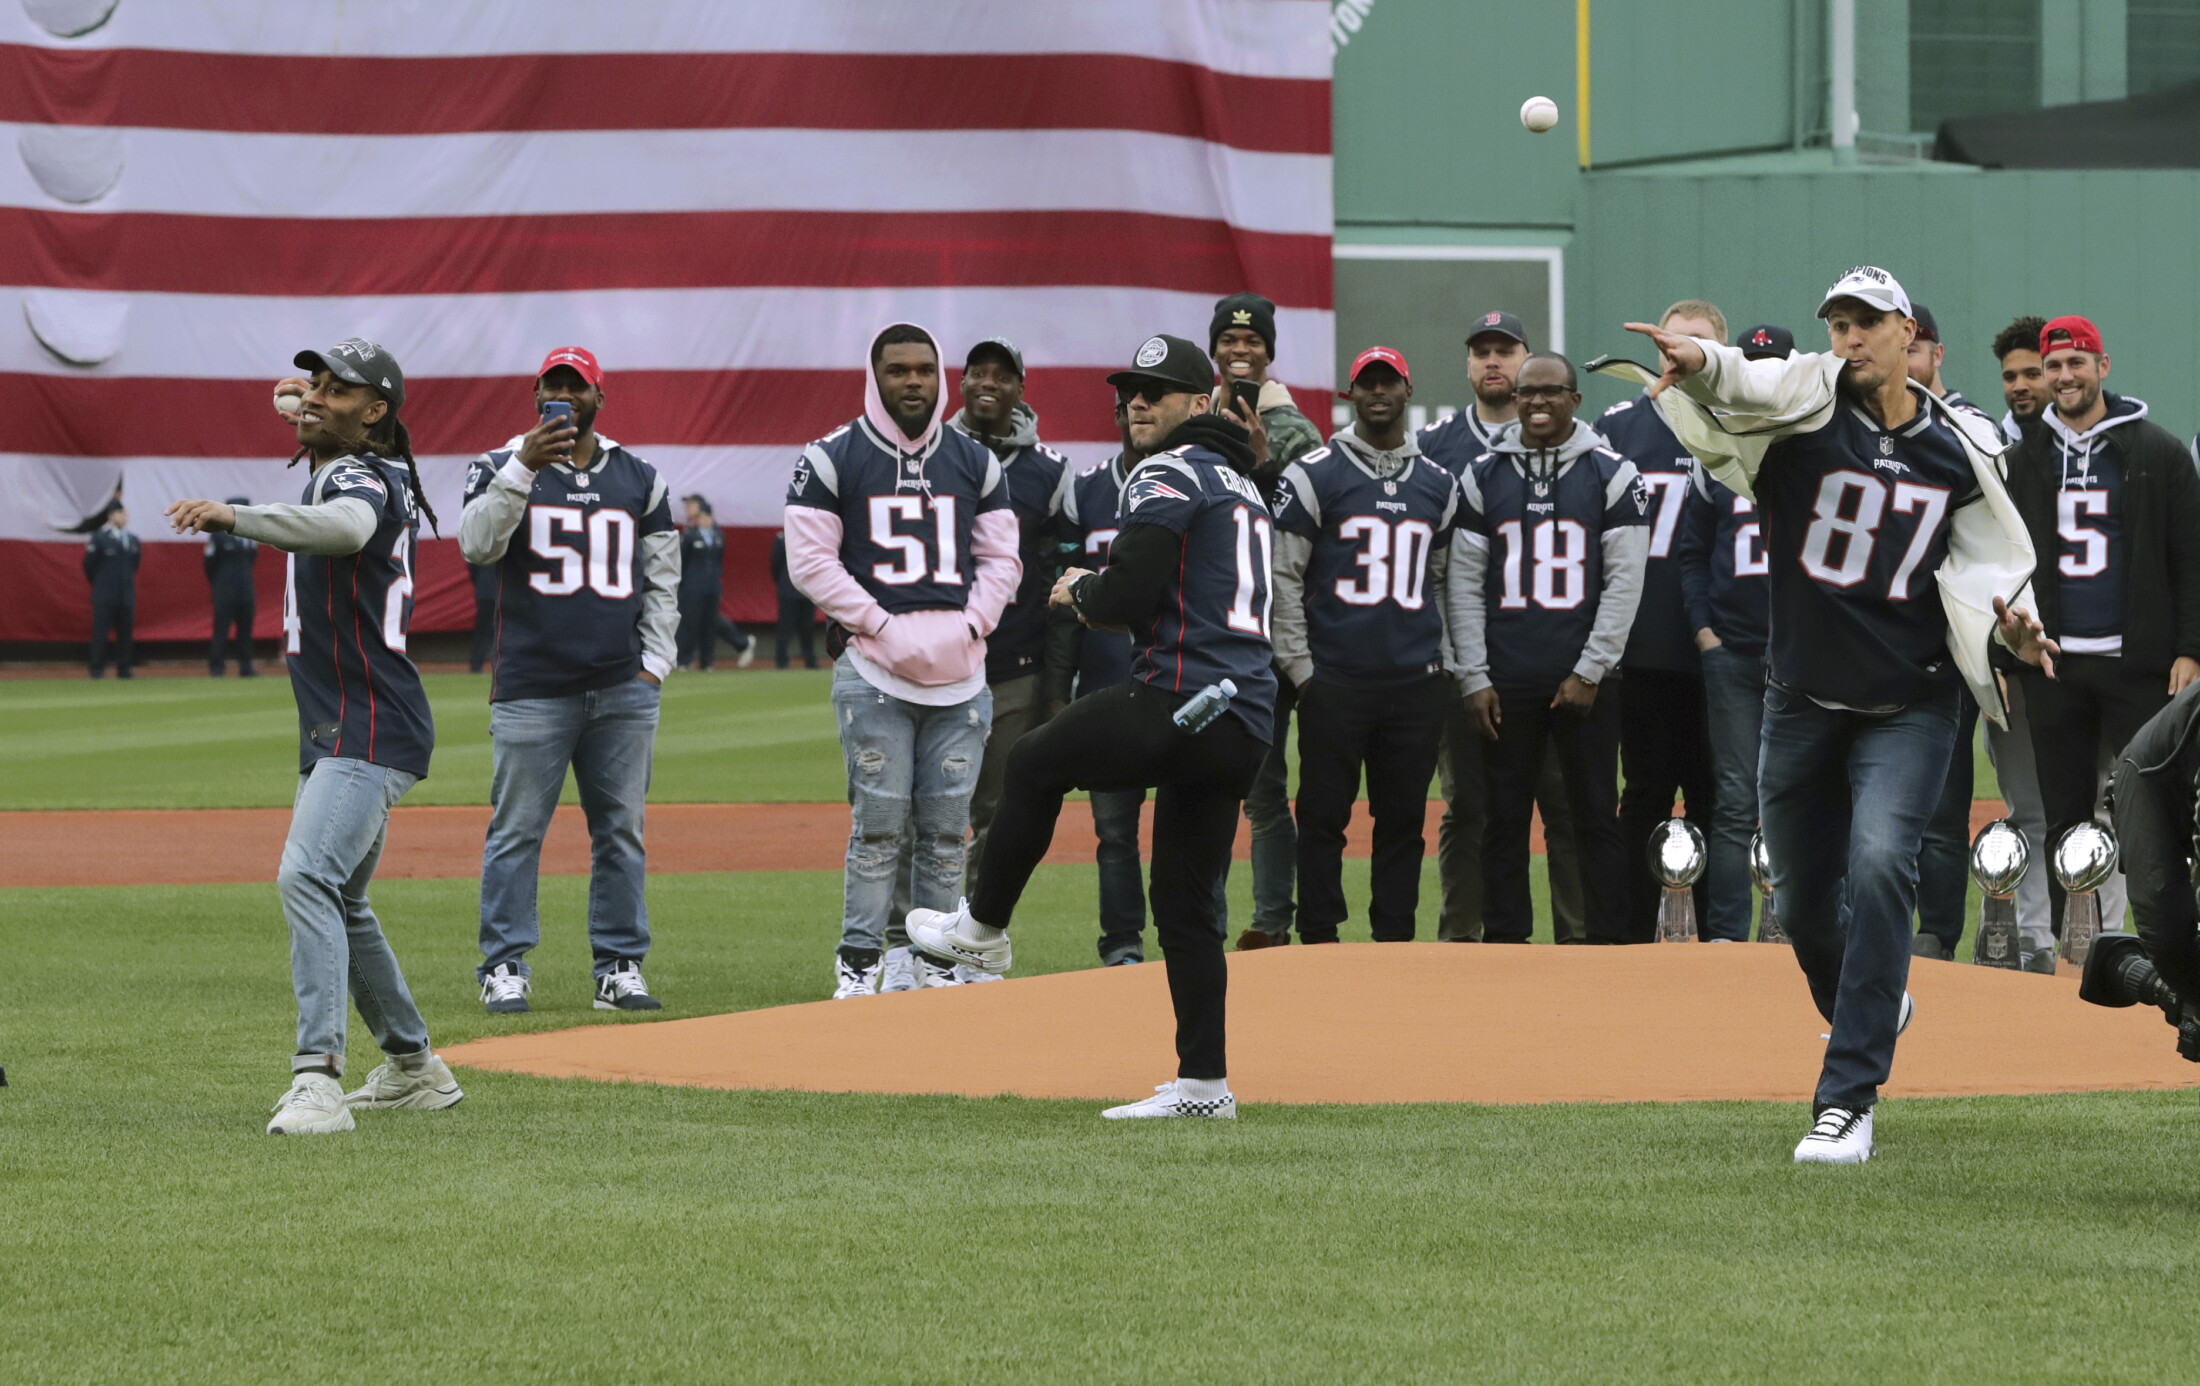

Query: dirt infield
[0,799,2017,890]
[442,943,2195,1106]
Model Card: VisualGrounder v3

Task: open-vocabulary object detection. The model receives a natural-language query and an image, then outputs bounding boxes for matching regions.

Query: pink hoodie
[782,322,1022,687]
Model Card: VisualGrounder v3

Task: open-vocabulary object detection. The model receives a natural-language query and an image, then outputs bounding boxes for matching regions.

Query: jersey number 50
[529,506,638,599]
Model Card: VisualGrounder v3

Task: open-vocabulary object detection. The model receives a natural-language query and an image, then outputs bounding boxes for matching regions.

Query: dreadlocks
[366,411,440,536]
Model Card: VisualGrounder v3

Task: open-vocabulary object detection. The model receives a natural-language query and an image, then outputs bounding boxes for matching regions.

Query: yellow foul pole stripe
[1576,0,1591,169]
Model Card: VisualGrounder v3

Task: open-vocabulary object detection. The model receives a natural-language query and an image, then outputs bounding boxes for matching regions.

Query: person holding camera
[459,345,680,1015]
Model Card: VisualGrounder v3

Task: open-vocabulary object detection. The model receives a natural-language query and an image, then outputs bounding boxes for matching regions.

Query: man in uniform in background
[204,496,258,677]
[677,495,753,670]
[84,503,139,679]
[1274,346,1460,944]
[1210,292,1321,950]
[1599,299,1725,937]
[460,345,680,1014]
[1417,310,1586,943]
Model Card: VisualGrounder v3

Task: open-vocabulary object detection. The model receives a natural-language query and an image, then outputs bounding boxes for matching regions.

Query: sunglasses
[1116,383,1188,408]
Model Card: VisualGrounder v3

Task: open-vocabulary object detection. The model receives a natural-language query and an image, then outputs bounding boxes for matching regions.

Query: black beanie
[1209,292,1278,358]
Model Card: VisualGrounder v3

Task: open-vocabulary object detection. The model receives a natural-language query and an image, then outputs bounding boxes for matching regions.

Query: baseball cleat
[1793,1105,1874,1164]
[595,961,662,1011]
[1102,1081,1237,1120]
[480,964,531,1014]
[906,900,1012,975]
[345,1054,464,1110]
[267,1073,355,1135]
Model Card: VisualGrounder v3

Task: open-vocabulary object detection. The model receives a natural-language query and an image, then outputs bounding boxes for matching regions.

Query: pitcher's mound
[442,944,2197,1105]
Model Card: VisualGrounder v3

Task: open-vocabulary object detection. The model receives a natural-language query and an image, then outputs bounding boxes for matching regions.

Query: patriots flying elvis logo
[1126,476,1190,510]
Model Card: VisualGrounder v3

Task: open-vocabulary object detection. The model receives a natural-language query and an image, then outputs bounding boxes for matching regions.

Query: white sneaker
[917,952,963,988]
[1101,1081,1237,1120]
[736,641,756,669]
[481,964,531,1014]
[954,964,1003,985]
[833,950,881,999]
[345,1054,464,1110]
[595,961,662,1011]
[267,1073,355,1135]
[906,900,1012,975]
[880,946,921,993]
[1898,990,1915,1035]
[1793,1106,1874,1164]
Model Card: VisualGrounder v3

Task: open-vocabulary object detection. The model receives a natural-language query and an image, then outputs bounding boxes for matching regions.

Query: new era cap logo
[1134,336,1169,369]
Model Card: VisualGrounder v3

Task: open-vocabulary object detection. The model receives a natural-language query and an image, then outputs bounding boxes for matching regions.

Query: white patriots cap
[1817,265,1913,321]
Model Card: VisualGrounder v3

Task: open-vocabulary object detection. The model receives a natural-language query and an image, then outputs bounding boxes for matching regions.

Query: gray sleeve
[638,470,680,680]
[459,455,533,564]
[1270,530,1314,688]
[1578,525,1650,684]
[1446,526,1491,695]
[229,496,378,556]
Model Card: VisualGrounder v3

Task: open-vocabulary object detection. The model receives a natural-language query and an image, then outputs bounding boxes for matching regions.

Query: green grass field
[3,673,2171,1386]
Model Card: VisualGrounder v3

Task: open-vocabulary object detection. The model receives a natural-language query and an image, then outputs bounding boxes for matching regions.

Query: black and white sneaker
[481,964,531,1014]
[1793,1105,1874,1163]
[1101,1081,1237,1120]
[594,961,662,1011]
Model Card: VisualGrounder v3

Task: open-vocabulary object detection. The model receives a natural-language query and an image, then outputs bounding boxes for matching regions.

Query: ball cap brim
[1816,265,1913,322]
[293,338,405,410]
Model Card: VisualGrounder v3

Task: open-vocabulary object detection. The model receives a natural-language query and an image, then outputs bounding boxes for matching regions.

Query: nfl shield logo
[905,460,921,474]
[576,473,589,488]
[1880,436,1894,455]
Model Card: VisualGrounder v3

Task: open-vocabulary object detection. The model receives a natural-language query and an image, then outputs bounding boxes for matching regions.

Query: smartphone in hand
[541,400,575,428]
[1228,378,1261,422]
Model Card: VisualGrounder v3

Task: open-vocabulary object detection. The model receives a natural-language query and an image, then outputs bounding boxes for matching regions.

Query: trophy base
[1756,900,1789,944]
[1973,896,2021,970]
[2060,894,2102,966]
[1655,887,1697,943]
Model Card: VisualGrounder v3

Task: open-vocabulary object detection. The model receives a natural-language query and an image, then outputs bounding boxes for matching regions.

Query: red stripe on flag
[7,371,1335,458]
[5,207,1333,307]
[0,46,1329,154]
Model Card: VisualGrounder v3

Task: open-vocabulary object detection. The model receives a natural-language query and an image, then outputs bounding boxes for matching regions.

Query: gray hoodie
[1445,417,1650,693]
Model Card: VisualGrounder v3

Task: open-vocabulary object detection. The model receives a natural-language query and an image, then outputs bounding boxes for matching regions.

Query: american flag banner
[0,0,1333,643]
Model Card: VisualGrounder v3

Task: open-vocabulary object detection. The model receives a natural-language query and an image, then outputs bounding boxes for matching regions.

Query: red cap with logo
[2039,316,2104,356]
[1343,345,1412,396]
[536,345,604,385]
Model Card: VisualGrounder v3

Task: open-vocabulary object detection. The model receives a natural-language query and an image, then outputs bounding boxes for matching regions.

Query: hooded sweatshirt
[782,323,1023,704]
[2005,391,2200,672]
[1445,417,1651,696]
[947,401,1072,682]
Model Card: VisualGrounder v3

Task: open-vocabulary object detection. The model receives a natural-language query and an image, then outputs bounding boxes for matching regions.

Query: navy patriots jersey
[1677,470,1771,657]
[1276,445,1461,686]
[785,416,1008,614]
[1597,395,1701,672]
[1415,407,1499,480]
[1463,445,1647,694]
[2050,446,2126,645]
[283,456,434,778]
[1753,391,1985,707]
[464,439,677,703]
[1061,455,1135,695]
[985,444,1071,682]
[1121,445,1280,740]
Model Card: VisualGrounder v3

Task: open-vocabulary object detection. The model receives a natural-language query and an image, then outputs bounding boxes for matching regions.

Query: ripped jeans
[831,655,993,954]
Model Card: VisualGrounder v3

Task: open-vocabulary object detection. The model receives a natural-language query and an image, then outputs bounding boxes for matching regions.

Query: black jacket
[2004,393,2200,677]
[83,526,140,604]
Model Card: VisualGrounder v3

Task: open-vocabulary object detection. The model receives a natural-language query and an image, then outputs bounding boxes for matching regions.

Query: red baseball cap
[536,345,604,385]
[2039,316,2104,356]
[1343,345,1411,396]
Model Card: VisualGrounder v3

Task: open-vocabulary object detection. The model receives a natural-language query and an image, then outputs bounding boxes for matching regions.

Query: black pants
[776,592,818,668]
[469,586,497,673]
[2110,752,2200,1011]
[676,589,720,666]
[209,593,255,675]
[2025,656,2168,923]
[89,596,133,676]
[1914,688,1978,952]
[1617,667,1713,938]
[1483,683,1629,942]
[1294,673,1447,942]
[971,679,1268,1080]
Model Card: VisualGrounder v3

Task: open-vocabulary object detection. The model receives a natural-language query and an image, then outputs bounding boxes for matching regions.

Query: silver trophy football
[1968,818,2028,969]
[2052,821,2120,967]
[1650,818,1707,943]
[1749,830,1788,944]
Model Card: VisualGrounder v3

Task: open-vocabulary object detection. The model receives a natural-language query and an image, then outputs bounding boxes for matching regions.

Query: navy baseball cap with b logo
[1738,324,1796,360]
[294,337,405,410]
[1465,309,1529,348]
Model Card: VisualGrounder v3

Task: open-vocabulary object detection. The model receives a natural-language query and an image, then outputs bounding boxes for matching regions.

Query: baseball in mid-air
[1520,96,1559,133]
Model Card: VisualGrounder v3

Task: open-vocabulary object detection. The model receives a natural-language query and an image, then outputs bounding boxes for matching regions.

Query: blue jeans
[1915,690,1979,953]
[1700,645,1768,942]
[479,677,660,980]
[1759,681,1961,1111]
[833,656,991,953]
[280,757,429,1074]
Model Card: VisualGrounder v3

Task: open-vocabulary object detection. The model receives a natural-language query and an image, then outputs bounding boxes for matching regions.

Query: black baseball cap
[294,337,405,410]
[965,335,1024,377]
[1910,302,1940,344]
[1106,334,1214,397]
[1465,309,1530,348]
[1737,324,1795,360]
